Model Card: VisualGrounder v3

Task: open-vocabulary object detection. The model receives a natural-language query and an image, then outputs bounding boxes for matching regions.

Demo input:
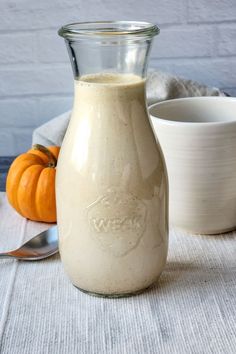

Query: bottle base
[73,283,155,298]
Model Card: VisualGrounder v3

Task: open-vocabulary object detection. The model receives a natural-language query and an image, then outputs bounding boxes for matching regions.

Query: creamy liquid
[56,73,168,295]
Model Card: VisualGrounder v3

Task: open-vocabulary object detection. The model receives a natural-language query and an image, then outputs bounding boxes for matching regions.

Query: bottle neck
[73,73,146,103]
[65,37,153,79]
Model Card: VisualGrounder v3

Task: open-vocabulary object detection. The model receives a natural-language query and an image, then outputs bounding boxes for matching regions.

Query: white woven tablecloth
[0,192,235,354]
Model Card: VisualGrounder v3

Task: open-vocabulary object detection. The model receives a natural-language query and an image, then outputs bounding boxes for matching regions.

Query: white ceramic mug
[149,97,236,234]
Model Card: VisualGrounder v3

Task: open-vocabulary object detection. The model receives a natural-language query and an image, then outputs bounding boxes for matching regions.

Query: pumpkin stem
[32,144,57,167]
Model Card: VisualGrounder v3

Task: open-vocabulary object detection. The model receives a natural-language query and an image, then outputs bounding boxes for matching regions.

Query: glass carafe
[57,21,168,297]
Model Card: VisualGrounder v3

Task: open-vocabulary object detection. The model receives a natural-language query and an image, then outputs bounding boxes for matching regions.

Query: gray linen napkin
[32,71,225,146]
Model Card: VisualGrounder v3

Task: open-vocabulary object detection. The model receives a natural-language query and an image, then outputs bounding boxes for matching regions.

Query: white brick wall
[0,0,236,155]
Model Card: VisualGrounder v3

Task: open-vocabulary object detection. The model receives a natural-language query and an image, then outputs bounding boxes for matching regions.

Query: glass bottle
[57,21,168,297]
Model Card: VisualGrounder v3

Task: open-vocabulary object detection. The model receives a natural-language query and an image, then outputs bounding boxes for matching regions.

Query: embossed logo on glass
[87,189,147,257]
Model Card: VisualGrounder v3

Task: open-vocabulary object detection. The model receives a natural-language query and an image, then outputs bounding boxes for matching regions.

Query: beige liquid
[56,73,168,296]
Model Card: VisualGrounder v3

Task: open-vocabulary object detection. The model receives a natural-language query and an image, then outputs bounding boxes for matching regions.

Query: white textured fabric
[0,193,235,353]
[32,71,225,146]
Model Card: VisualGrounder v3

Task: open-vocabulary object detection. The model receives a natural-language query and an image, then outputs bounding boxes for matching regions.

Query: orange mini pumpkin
[6,144,60,223]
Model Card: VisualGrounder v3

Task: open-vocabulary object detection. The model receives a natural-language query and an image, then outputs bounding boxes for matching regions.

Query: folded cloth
[32,71,225,146]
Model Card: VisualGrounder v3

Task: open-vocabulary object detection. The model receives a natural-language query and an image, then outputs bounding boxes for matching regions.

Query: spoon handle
[0,253,14,259]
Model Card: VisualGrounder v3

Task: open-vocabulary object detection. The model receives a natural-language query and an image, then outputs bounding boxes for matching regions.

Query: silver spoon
[0,226,58,261]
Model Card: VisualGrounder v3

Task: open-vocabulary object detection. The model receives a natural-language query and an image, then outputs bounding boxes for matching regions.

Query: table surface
[0,159,235,354]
